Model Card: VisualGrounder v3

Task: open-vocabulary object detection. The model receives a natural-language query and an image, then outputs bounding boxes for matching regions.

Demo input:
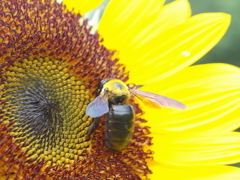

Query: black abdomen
[105,104,135,152]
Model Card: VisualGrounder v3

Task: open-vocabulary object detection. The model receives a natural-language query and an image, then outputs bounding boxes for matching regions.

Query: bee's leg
[109,103,114,112]
[87,117,100,138]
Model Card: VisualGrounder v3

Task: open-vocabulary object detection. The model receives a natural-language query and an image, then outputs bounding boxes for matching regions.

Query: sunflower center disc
[0,57,92,166]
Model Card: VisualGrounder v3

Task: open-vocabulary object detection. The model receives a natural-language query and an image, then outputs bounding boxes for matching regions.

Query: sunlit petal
[99,0,190,51]
[150,163,240,180]
[99,0,165,44]
[142,64,240,133]
[127,13,231,84]
[153,132,240,166]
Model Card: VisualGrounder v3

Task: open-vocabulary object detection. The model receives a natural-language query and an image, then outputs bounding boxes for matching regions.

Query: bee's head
[100,79,130,104]
[97,79,111,95]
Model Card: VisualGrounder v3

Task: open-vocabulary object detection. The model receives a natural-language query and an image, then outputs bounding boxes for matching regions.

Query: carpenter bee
[86,79,186,151]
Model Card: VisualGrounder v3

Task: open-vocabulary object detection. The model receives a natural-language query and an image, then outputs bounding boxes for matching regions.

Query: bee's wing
[131,89,186,110]
[86,93,109,118]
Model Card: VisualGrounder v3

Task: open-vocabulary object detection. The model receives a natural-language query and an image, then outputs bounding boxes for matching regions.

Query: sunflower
[0,0,240,179]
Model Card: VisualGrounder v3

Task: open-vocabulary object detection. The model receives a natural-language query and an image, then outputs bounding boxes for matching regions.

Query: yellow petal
[206,110,240,133]
[126,13,231,84]
[99,1,230,84]
[152,132,240,166]
[99,0,165,44]
[149,164,240,180]
[63,0,103,14]
[136,0,191,45]
[141,64,240,133]
[99,0,190,50]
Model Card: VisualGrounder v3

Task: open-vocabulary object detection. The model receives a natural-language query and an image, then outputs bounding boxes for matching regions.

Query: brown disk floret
[0,0,153,179]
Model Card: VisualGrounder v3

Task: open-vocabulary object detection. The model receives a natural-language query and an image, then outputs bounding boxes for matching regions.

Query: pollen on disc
[0,57,92,167]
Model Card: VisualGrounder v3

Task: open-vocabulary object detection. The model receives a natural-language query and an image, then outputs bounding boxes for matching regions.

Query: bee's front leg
[87,117,101,138]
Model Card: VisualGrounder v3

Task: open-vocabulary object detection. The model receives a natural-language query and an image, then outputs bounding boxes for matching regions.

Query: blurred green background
[167,0,240,67]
